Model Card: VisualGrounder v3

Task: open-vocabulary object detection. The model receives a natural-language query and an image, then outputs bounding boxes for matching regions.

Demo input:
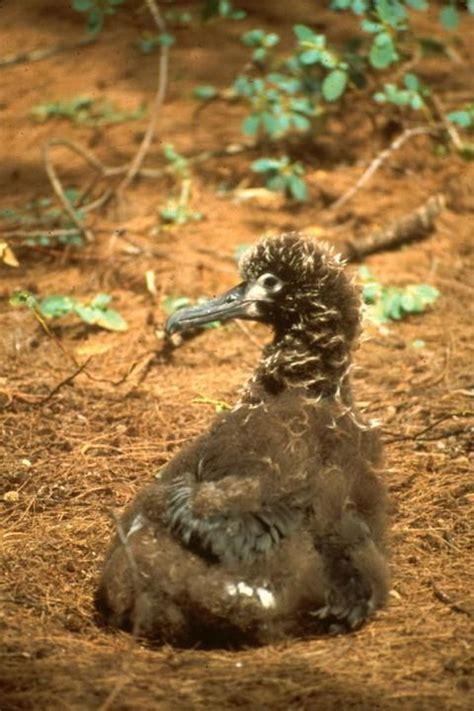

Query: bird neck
[241,318,355,404]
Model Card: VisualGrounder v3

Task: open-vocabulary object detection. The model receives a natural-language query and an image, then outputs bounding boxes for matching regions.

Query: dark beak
[165,282,253,336]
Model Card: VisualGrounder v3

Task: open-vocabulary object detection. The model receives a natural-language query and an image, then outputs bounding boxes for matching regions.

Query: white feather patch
[127,513,145,538]
[226,581,276,609]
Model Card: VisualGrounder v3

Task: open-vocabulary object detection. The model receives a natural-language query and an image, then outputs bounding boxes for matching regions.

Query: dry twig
[340,194,446,261]
[430,580,472,618]
[330,127,434,211]
[116,0,169,195]
[0,36,96,69]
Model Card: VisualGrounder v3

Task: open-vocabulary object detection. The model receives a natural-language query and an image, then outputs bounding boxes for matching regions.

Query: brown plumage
[95,233,390,646]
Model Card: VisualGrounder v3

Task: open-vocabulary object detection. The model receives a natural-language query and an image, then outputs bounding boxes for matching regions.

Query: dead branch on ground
[340,194,446,261]
[0,36,96,69]
[41,0,169,236]
[430,580,473,618]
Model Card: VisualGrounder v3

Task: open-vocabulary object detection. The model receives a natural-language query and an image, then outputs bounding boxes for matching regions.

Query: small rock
[4,490,20,503]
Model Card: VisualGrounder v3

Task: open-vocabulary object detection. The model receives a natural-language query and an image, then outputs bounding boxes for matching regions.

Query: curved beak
[165,282,257,336]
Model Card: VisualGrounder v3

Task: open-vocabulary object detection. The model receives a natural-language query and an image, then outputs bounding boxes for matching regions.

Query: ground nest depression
[0,1,473,709]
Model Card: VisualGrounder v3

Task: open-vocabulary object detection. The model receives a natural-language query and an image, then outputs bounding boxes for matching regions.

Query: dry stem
[331,127,434,211]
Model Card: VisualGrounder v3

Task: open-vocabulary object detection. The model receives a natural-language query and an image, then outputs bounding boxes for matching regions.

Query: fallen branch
[0,358,91,410]
[116,0,169,195]
[0,36,96,69]
[430,580,473,618]
[42,140,95,242]
[330,127,434,211]
[340,193,446,261]
[40,0,169,224]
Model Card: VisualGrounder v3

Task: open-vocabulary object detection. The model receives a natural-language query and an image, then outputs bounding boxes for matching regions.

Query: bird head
[165,233,360,351]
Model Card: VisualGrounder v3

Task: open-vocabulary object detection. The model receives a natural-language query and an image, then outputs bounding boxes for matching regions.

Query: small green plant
[30,96,146,126]
[447,104,474,129]
[202,0,246,21]
[194,2,473,149]
[241,29,280,63]
[162,296,221,329]
[0,191,84,248]
[158,145,204,225]
[359,266,440,324]
[10,292,128,332]
[164,9,192,26]
[374,72,429,111]
[251,157,308,201]
[71,0,125,34]
[136,31,176,54]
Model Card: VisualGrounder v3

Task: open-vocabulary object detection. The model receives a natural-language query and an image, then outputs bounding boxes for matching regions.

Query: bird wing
[161,398,326,564]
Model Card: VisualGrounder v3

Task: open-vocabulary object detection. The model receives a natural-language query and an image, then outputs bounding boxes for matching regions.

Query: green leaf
[291,113,311,131]
[39,294,74,318]
[242,113,260,135]
[406,0,428,9]
[410,94,424,110]
[293,24,316,42]
[362,282,379,303]
[299,49,321,65]
[193,85,218,100]
[265,33,280,47]
[403,72,419,91]
[241,29,264,46]
[251,158,280,172]
[439,4,459,30]
[9,291,38,309]
[322,69,348,101]
[361,20,382,33]
[90,293,112,309]
[369,33,398,68]
[358,265,374,281]
[411,284,440,303]
[353,0,369,14]
[447,110,472,128]
[158,33,175,47]
[72,0,93,10]
[262,112,280,135]
[74,304,128,331]
[382,291,403,320]
[468,0,474,13]
[266,175,287,192]
[287,175,308,201]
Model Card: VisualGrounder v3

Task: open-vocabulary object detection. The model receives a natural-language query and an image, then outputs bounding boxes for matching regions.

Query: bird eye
[259,273,281,291]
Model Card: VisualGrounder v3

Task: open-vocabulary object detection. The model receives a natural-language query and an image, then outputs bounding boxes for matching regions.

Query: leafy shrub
[158,145,204,226]
[0,192,84,249]
[30,96,146,126]
[359,266,440,324]
[10,291,128,331]
[251,157,308,201]
[71,0,125,34]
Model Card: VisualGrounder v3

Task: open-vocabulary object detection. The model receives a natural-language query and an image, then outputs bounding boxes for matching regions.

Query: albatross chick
[95,233,390,646]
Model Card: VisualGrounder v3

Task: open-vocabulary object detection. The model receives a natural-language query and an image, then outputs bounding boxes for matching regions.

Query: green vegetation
[30,95,146,126]
[10,291,128,332]
[359,266,440,324]
[251,157,308,201]
[0,192,84,248]
[71,0,125,34]
[158,145,204,226]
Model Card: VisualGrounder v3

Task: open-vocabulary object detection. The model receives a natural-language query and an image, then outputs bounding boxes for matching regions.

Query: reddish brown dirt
[1,2,473,709]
